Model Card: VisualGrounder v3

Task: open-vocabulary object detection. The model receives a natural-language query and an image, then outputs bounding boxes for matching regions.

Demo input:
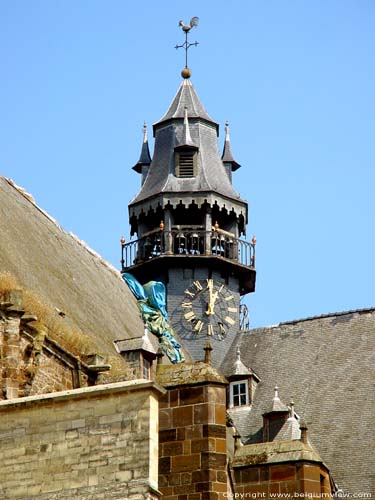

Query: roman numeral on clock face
[193,320,204,333]
[228,307,237,313]
[225,316,236,326]
[184,311,196,321]
[193,280,203,291]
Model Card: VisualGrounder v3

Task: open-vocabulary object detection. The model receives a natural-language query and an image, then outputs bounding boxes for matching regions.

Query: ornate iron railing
[121,229,256,272]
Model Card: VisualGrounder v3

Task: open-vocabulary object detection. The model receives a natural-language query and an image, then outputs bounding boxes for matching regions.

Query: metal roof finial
[274,385,279,400]
[236,347,241,361]
[225,121,230,140]
[175,16,199,79]
[143,122,148,143]
[289,400,295,419]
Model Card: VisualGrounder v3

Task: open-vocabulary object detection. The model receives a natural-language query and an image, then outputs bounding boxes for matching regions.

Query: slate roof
[132,123,152,173]
[0,177,148,359]
[154,79,216,128]
[129,79,248,224]
[221,308,375,494]
[221,122,241,171]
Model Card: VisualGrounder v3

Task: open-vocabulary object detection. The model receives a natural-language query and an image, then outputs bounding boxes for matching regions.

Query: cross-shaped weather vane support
[175,16,199,78]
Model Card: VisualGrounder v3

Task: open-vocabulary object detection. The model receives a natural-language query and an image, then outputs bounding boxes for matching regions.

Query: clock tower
[122,72,256,367]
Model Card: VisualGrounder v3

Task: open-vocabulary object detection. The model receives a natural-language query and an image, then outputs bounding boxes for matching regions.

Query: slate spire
[222,121,241,172]
[129,78,248,235]
[132,123,152,174]
[175,106,197,149]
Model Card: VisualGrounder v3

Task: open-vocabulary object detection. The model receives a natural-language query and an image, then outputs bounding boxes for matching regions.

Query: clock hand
[206,290,218,316]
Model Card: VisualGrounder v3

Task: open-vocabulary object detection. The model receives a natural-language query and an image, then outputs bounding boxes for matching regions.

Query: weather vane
[175,16,199,79]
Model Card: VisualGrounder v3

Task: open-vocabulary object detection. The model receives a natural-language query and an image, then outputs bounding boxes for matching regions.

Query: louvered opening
[176,151,196,178]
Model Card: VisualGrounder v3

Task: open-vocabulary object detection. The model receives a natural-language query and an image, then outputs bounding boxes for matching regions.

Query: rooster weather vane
[175,16,199,78]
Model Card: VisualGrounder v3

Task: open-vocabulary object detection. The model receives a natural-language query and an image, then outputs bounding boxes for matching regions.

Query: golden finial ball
[181,67,191,79]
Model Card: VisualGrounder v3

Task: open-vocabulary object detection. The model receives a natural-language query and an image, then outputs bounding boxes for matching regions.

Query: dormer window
[227,348,260,409]
[175,149,197,178]
[230,379,249,407]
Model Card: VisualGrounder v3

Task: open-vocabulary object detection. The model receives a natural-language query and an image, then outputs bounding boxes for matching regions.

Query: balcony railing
[121,229,256,272]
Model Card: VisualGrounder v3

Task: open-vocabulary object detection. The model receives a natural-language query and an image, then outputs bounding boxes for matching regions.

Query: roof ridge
[248,307,375,331]
[278,307,375,326]
[3,177,121,281]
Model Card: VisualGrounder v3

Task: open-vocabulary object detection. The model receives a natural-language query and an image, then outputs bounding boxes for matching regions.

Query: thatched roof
[0,176,146,359]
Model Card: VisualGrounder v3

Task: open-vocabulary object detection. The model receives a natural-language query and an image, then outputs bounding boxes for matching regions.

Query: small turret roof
[175,107,197,149]
[221,122,241,171]
[132,123,152,173]
[230,348,253,377]
[263,385,289,414]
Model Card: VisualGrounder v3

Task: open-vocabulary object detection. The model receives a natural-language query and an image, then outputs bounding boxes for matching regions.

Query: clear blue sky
[1,1,374,327]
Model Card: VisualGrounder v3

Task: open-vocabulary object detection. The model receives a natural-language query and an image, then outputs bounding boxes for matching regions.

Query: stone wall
[157,362,229,500]
[0,293,98,400]
[0,379,165,499]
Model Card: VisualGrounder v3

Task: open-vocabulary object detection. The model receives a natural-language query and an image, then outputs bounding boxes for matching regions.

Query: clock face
[180,279,238,340]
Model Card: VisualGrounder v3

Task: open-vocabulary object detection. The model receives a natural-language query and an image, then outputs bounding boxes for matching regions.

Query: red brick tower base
[157,361,228,500]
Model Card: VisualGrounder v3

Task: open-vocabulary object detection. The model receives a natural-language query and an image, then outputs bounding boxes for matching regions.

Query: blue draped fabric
[122,273,184,364]
[122,273,147,300]
[143,281,168,319]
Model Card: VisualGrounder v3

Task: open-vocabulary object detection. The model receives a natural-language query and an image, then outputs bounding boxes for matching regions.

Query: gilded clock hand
[206,287,218,316]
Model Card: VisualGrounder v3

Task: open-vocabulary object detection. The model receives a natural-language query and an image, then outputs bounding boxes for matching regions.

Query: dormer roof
[228,348,260,381]
[263,385,289,415]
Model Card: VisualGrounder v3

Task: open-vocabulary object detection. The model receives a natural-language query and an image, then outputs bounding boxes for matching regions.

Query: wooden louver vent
[176,151,196,178]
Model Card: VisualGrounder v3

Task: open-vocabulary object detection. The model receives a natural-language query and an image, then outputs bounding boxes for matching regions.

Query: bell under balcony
[120,222,256,295]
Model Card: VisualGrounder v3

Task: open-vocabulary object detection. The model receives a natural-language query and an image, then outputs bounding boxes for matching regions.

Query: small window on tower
[229,380,249,407]
[175,149,197,178]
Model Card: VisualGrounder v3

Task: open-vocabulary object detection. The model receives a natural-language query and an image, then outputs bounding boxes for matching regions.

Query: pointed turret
[132,123,152,184]
[264,385,289,414]
[175,107,197,149]
[123,71,256,366]
[129,78,248,237]
[232,347,252,376]
[222,121,241,181]
[155,78,216,127]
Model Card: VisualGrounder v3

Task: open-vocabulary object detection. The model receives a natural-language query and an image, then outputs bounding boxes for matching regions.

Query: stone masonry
[157,361,229,500]
[0,380,165,499]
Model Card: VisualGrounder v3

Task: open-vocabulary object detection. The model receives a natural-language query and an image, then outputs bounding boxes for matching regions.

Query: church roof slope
[0,177,146,359]
[221,308,375,494]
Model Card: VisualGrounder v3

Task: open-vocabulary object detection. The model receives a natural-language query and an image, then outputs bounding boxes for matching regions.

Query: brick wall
[0,380,164,499]
[158,376,229,500]
[232,462,332,497]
